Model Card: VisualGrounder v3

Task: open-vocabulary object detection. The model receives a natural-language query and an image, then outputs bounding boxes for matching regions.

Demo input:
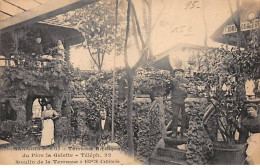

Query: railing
[0,55,66,73]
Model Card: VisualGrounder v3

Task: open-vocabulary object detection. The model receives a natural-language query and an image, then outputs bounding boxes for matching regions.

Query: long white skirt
[41,119,55,146]
[246,133,260,164]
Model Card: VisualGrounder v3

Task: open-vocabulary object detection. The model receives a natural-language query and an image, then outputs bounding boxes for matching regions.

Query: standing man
[95,108,112,145]
[95,108,112,133]
[164,69,189,138]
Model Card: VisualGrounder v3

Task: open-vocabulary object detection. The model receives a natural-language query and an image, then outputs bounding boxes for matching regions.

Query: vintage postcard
[0,0,259,165]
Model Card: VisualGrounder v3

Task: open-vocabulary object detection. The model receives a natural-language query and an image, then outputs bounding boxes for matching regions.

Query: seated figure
[32,37,43,58]
[238,103,260,143]
[237,103,260,165]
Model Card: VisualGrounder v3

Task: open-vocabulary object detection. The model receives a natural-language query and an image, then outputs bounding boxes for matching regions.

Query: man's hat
[173,69,184,73]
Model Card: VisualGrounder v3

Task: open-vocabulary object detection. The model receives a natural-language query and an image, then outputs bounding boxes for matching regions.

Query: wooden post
[64,42,70,64]
[158,97,167,138]
[126,73,134,156]
[111,0,119,143]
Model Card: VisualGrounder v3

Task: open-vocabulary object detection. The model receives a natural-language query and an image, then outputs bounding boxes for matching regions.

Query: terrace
[0,0,97,125]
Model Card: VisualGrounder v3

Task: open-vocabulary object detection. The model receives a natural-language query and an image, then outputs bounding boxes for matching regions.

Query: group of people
[40,104,112,147]
[92,68,190,139]
[38,68,199,147]
[165,68,260,139]
[165,68,260,164]
[39,68,260,164]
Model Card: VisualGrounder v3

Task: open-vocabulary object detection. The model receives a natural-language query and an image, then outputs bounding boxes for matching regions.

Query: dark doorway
[26,95,53,121]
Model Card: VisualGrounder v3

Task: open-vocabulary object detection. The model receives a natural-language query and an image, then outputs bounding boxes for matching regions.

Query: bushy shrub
[0,120,39,147]
[71,67,169,162]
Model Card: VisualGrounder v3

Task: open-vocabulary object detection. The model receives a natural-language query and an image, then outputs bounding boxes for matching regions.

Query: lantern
[0,56,6,67]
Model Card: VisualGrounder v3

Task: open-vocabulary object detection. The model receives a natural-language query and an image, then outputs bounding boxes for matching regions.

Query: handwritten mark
[185,0,200,10]
[171,25,193,34]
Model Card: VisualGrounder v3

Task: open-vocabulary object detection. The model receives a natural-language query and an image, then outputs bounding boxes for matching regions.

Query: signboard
[223,19,260,34]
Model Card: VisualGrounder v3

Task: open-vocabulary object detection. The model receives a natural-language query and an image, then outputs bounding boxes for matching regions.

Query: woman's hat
[245,103,258,109]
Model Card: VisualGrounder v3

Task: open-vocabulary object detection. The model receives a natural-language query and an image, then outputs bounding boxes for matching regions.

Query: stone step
[157,147,186,160]
[164,136,187,148]
[149,155,187,165]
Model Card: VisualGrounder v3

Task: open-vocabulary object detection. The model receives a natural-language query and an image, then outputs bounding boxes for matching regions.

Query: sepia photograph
[0,0,259,165]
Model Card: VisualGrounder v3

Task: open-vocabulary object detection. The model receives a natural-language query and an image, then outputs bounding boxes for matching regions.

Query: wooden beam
[3,0,27,11]
[32,0,42,5]
[0,10,13,17]
[0,0,98,34]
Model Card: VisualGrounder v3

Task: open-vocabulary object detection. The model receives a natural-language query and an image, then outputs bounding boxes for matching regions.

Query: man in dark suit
[164,69,189,138]
[95,108,112,133]
[95,108,112,145]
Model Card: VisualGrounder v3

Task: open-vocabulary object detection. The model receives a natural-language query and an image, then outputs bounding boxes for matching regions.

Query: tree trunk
[123,0,156,156]
[98,65,102,72]
[228,0,247,50]
[97,50,102,72]
[126,71,135,156]
[236,0,241,50]
[202,0,208,47]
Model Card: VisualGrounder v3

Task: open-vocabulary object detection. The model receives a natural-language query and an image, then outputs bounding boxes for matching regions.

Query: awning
[153,55,172,71]
[0,22,85,56]
[32,23,84,46]
[153,43,209,71]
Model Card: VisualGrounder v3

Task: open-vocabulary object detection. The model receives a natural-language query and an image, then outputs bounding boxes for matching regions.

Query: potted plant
[193,31,260,164]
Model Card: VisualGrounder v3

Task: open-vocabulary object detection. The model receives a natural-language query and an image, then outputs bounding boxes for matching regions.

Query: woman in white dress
[239,104,260,164]
[41,104,59,147]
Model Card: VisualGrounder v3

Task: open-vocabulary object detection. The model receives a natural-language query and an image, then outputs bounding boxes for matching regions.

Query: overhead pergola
[0,0,99,57]
[0,0,98,34]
